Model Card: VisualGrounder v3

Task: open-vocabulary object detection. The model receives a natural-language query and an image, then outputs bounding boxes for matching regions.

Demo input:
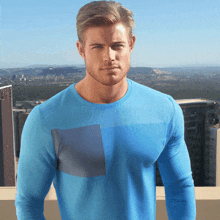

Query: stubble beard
[85,60,130,87]
[88,68,128,87]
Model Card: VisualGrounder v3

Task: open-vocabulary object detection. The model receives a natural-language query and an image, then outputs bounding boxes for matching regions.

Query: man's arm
[157,96,196,220]
[15,106,57,220]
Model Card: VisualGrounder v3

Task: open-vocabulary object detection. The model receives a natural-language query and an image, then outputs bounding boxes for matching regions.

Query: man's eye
[113,44,124,49]
[93,45,102,49]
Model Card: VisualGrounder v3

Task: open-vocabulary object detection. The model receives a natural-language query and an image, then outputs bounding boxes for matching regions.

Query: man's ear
[129,35,136,52]
[76,41,85,59]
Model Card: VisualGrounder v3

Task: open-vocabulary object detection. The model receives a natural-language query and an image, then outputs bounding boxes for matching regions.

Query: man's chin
[99,76,127,87]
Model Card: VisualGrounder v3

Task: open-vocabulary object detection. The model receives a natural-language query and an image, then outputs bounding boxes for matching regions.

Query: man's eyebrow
[89,43,104,46]
[112,41,126,44]
[89,41,126,46]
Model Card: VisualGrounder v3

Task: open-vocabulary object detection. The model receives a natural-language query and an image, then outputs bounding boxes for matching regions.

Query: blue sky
[1,0,220,68]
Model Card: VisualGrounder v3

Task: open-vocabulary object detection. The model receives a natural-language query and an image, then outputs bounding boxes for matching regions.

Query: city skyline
[1,0,220,68]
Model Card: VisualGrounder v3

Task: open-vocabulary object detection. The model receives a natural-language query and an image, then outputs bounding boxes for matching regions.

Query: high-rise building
[13,110,29,158]
[156,99,220,186]
[210,127,220,186]
[0,85,16,186]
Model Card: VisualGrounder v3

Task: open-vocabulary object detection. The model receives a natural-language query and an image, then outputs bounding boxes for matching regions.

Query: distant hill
[0,67,44,76]
[128,67,155,75]
[0,69,8,76]
[0,66,86,76]
[159,66,220,75]
[39,66,85,76]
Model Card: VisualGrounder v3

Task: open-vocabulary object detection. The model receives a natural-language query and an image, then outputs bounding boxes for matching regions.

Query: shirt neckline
[71,78,132,109]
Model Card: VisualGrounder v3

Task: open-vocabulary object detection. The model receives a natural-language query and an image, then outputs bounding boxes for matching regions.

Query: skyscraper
[0,85,16,186]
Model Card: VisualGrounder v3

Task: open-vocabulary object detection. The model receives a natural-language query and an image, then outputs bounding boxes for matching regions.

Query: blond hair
[76,0,135,43]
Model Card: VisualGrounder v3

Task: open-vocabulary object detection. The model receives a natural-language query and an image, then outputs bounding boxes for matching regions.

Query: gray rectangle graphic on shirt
[51,124,106,177]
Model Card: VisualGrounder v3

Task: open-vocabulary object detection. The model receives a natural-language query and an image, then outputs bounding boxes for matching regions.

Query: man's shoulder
[129,79,176,108]
[36,84,75,117]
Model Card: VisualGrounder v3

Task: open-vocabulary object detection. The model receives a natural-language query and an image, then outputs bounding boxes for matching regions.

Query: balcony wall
[0,185,220,220]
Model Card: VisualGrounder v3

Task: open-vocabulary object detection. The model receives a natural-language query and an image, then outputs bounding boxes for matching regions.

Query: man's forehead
[82,23,130,44]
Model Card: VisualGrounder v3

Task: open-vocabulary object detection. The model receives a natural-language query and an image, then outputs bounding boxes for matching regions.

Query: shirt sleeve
[15,105,57,220]
[157,96,196,220]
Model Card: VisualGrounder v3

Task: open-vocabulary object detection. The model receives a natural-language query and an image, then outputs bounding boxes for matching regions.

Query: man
[15,1,196,219]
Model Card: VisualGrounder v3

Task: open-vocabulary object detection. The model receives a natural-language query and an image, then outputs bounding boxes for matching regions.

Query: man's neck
[75,76,128,104]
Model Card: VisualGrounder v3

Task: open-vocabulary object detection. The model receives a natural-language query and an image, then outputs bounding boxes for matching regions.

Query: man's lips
[101,66,119,70]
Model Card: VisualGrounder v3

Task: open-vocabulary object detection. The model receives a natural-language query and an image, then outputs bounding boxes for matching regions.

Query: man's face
[77,22,135,86]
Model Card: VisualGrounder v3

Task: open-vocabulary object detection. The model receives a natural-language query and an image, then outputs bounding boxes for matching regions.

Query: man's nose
[103,47,115,62]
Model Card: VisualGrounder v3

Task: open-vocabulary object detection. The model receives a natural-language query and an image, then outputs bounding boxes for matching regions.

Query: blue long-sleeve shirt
[15,78,196,219]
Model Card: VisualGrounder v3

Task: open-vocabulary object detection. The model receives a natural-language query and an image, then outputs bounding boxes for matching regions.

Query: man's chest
[51,122,168,178]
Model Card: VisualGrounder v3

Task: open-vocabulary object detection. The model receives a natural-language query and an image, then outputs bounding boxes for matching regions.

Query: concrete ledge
[1,186,220,220]
[156,186,220,200]
[0,198,220,220]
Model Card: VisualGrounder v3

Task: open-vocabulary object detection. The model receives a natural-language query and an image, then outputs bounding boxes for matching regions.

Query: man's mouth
[101,66,119,70]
